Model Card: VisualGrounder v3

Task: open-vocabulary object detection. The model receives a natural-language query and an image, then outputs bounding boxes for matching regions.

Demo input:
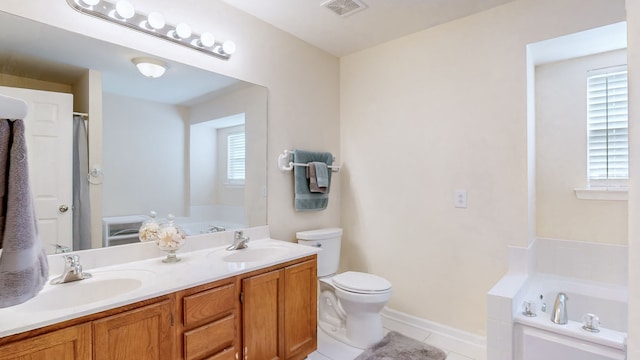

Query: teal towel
[293,150,333,211]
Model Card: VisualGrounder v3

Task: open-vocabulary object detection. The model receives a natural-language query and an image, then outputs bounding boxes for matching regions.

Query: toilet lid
[332,271,392,294]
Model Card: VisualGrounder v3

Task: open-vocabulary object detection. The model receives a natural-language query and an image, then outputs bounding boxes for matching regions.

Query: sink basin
[221,246,290,263]
[16,269,155,312]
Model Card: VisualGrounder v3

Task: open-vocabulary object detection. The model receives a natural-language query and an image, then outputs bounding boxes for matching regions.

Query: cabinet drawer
[184,283,236,327]
[204,347,236,360]
[184,315,235,360]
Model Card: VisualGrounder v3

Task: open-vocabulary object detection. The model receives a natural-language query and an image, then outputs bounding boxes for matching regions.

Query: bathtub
[513,275,627,360]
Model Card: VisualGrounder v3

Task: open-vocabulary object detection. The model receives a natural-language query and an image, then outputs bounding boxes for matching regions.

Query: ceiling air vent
[322,0,367,17]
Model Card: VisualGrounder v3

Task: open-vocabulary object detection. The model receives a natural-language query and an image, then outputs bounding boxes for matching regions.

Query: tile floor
[307,317,485,360]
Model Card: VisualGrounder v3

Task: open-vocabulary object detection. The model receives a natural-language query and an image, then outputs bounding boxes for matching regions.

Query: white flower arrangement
[156,225,186,251]
[138,221,159,242]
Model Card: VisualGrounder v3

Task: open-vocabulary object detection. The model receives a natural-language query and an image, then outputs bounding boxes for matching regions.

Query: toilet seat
[332,271,391,294]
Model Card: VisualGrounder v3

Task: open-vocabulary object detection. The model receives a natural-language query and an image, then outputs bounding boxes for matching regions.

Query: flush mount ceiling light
[67,0,236,60]
[132,57,167,78]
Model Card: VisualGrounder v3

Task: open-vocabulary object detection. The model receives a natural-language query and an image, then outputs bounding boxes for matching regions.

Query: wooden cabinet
[0,254,316,360]
[283,260,317,360]
[242,269,285,360]
[181,282,239,360]
[0,323,91,360]
[93,299,173,360]
[242,259,317,360]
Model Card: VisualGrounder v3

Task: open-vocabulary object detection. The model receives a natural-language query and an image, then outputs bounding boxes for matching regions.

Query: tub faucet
[207,225,226,233]
[50,255,92,285]
[550,292,568,325]
[227,230,250,250]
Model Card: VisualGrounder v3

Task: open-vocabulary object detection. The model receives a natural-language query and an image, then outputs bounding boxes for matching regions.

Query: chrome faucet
[227,230,250,250]
[550,292,568,325]
[50,255,92,285]
[54,244,71,253]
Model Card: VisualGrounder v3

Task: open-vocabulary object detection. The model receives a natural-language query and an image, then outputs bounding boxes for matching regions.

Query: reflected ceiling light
[132,57,167,78]
[65,0,236,60]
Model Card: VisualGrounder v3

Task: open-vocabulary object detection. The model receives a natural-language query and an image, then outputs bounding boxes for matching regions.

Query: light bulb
[172,23,192,40]
[222,40,236,55]
[146,12,165,30]
[115,0,135,20]
[198,32,215,48]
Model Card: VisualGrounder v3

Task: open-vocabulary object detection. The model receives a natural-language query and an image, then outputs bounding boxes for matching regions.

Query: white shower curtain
[72,115,91,250]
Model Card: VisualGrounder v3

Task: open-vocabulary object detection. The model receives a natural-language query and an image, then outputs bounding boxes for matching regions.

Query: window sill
[574,187,628,201]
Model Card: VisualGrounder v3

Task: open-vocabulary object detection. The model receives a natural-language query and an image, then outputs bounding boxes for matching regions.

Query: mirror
[0,11,267,251]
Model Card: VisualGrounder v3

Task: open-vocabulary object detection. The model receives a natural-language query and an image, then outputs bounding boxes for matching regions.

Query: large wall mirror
[0,11,267,252]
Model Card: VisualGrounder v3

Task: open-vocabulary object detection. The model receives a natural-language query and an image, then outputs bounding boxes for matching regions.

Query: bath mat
[354,331,447,360]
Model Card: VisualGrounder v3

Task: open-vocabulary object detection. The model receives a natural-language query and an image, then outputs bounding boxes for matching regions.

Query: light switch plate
[455,189,467,208]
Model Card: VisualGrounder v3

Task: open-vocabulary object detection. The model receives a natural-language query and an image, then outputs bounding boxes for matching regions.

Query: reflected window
[227,131,245,185]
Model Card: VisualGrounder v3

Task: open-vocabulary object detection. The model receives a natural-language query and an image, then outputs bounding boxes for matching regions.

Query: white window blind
[587,66,628,185]
[227,131,245,185]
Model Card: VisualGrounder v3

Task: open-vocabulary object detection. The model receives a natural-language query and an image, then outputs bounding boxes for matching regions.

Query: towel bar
[277,149,341,172]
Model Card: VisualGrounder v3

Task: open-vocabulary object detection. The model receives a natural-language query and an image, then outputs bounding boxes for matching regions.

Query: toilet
[296,228,392,349]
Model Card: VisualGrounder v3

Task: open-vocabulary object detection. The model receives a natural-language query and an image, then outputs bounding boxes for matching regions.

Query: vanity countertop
[0,226,319,338]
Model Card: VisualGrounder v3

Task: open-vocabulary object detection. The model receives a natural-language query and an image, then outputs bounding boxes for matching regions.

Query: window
[227,131,245,185]
[586,66,628,187]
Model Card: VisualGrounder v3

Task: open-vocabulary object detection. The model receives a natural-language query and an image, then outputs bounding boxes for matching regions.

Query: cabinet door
[242,269,284,360]
[0,323,91,360]
[284,260,317,360]
[93,299,173,360]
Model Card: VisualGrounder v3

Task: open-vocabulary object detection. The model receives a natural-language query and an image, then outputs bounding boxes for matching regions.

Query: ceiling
[221,0,520,57]
[0,1,625,104]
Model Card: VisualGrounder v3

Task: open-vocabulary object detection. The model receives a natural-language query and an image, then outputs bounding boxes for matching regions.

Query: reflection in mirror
[0,11,267,252]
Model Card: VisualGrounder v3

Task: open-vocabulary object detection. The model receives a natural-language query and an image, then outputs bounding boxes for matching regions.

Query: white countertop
[0,226,319,338]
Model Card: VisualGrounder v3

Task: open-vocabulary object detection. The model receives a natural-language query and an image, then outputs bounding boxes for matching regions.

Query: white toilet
[296,228,392,349]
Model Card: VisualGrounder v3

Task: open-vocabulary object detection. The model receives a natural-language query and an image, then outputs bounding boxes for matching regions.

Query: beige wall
[340,0,625,335]
[536,50,628,244]
[0,73,72,93]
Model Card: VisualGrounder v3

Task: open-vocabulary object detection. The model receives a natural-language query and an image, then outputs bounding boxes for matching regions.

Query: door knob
[59,204,69,213]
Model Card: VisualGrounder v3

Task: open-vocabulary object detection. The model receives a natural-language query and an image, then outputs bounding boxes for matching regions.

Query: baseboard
[381,307,487,359]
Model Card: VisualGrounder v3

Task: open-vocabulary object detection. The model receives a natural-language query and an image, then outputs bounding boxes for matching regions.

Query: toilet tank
[296,228,342,277]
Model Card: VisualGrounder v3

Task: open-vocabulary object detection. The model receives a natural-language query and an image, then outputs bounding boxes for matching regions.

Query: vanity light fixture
[66,0,236,60]
[132,57,167,78]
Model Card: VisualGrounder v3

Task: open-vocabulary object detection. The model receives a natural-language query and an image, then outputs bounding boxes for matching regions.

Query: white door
[0,86,73,254]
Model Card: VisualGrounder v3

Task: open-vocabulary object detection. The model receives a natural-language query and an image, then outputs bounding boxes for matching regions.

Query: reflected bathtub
[180,220,245,236]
